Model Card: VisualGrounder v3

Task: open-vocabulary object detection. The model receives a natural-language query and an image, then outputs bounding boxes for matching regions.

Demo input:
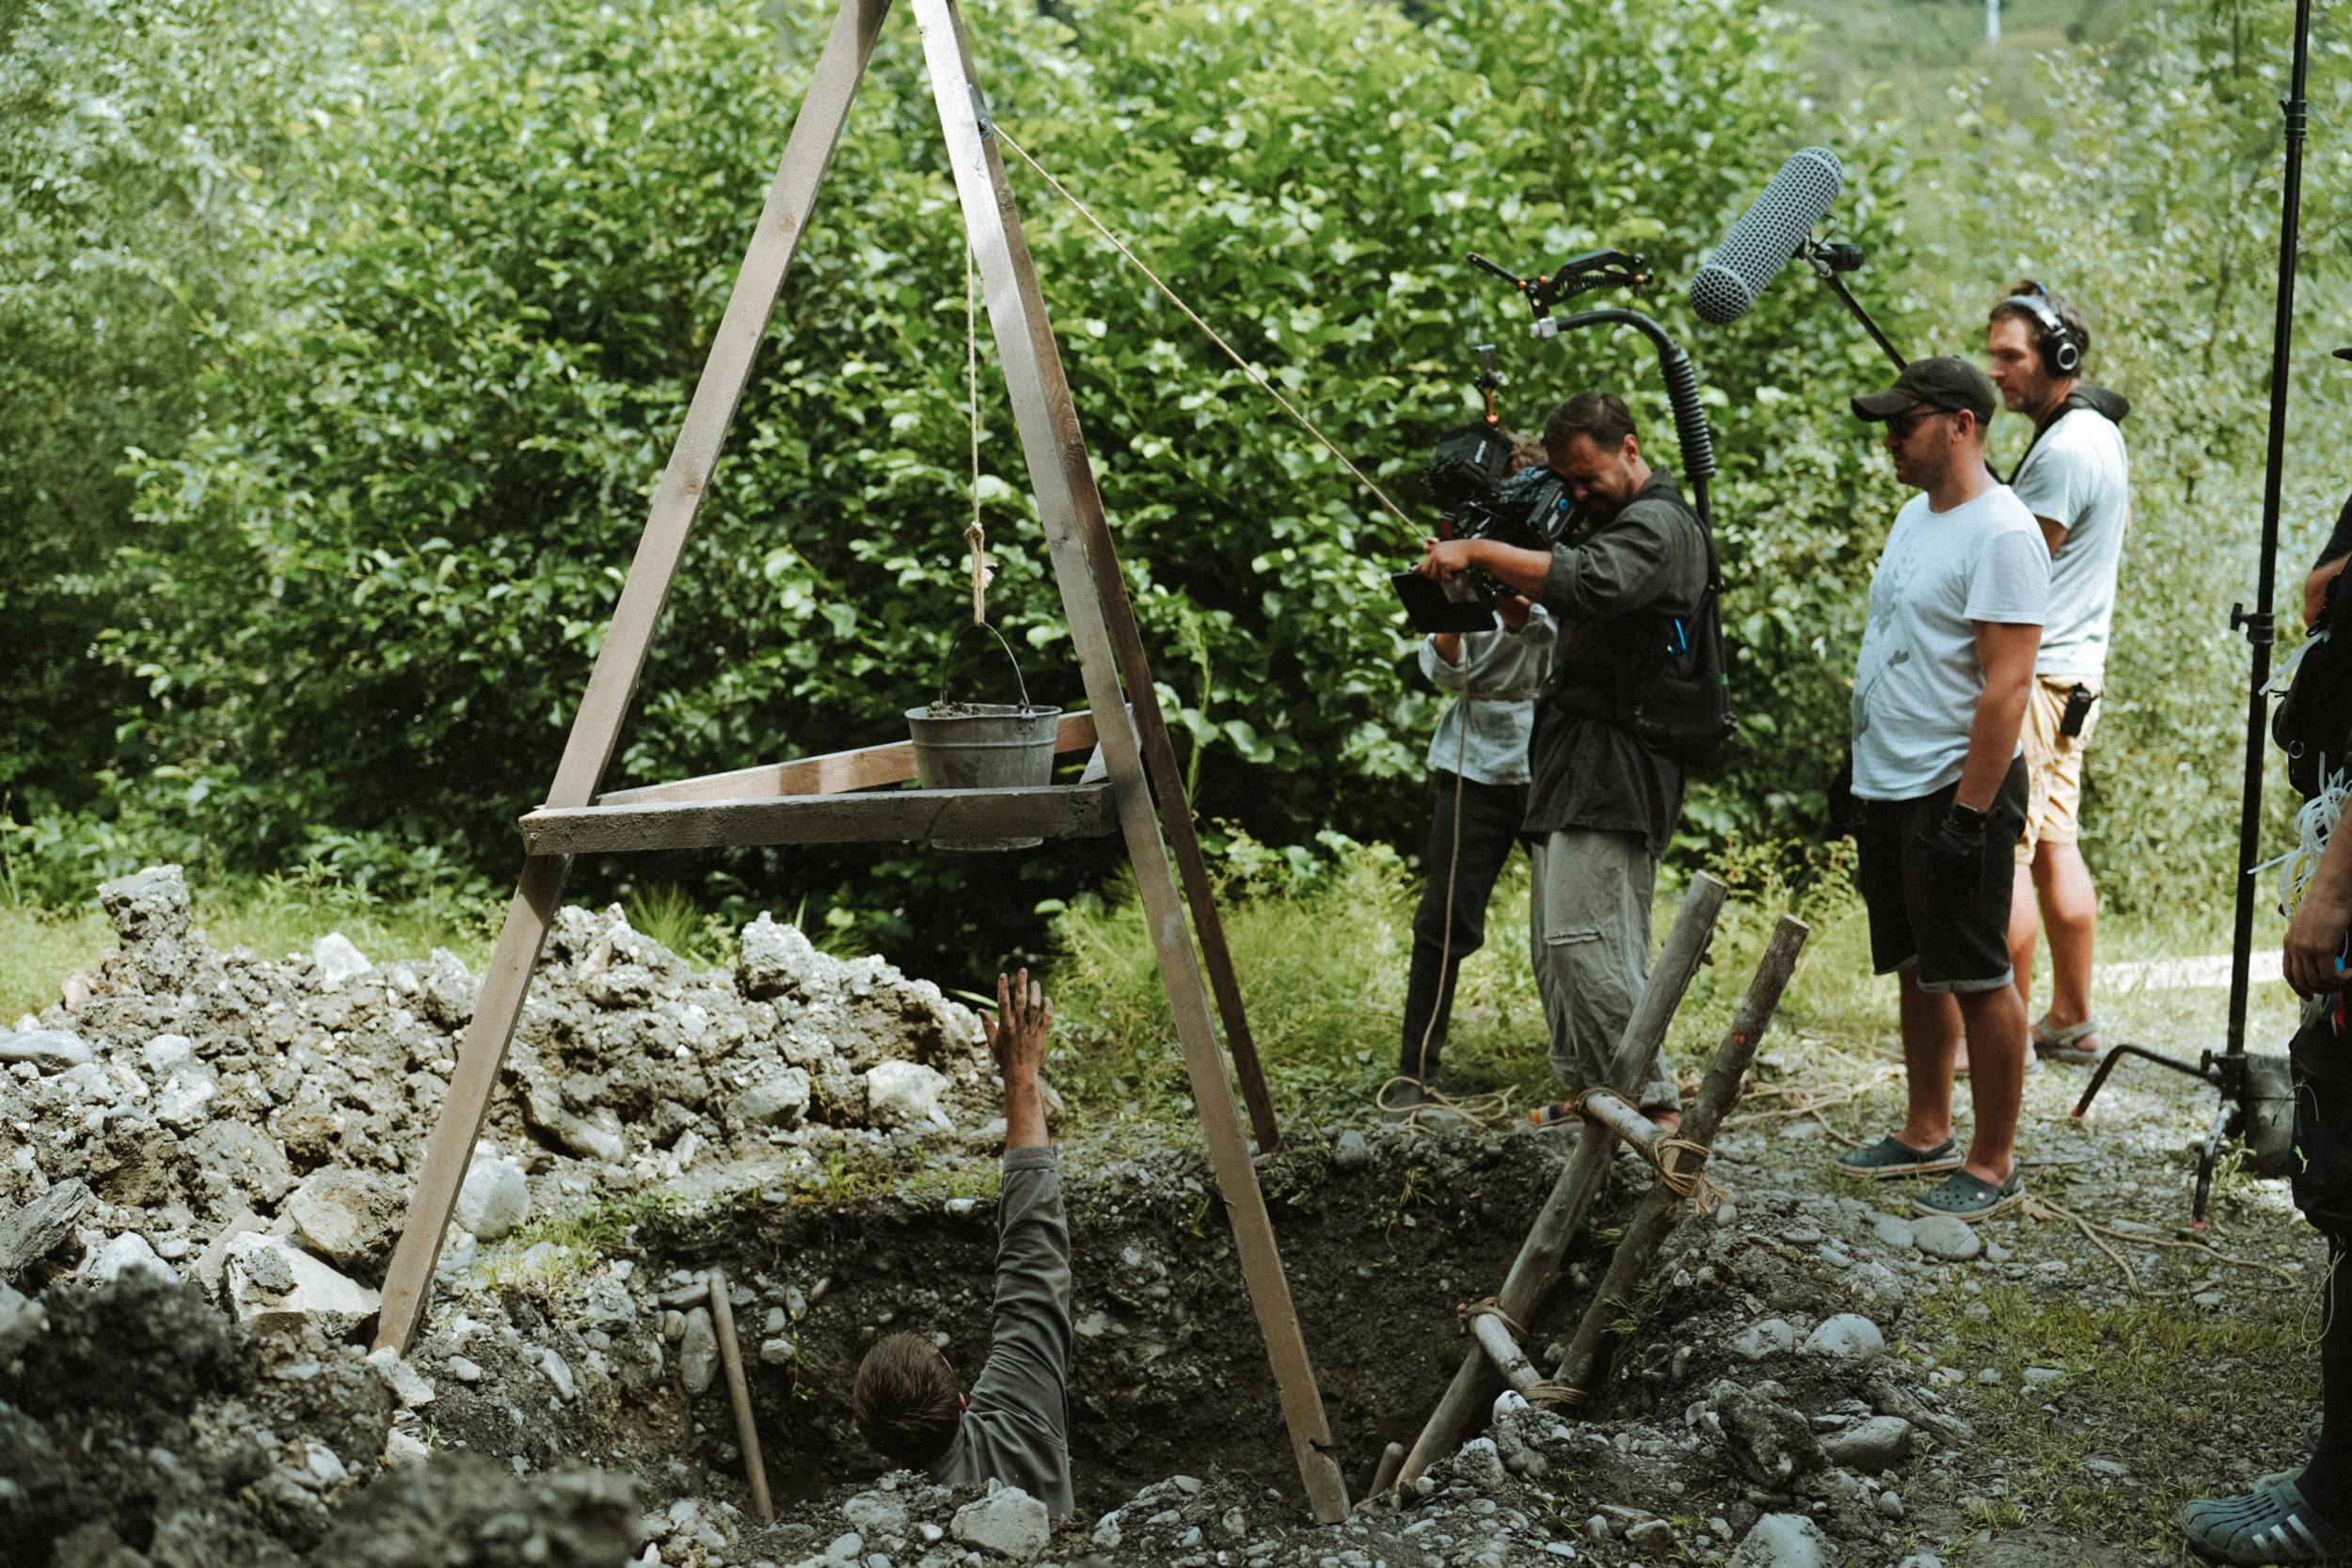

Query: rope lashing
[1560,1088,1728,1214]
[1457,1296,1528,1340]
[993,127,1423,547]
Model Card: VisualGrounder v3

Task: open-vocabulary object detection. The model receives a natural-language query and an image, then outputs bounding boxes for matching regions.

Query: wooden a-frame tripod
[370,0,1350,1523]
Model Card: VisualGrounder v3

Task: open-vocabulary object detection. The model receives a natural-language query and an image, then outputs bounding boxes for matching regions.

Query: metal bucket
[906,623,1060,851]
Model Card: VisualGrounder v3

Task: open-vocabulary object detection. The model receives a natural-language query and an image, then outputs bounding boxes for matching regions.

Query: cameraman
[1414,392,1706,1130]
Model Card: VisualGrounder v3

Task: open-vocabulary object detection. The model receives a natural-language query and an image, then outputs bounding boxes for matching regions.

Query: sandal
[1912,1166,2026,1222]
[1836,1134,1963,1180]
[2032,1016,2106,1066]
[2182,1476,2352,1564]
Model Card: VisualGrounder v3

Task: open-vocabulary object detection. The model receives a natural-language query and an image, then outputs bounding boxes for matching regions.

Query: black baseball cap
[1851,356,1999,424]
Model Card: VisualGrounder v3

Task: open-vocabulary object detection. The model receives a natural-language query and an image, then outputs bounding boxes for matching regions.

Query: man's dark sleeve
[1537,498,1694,623]
[966,1145,1073,1439]
[2318,492,2352,571]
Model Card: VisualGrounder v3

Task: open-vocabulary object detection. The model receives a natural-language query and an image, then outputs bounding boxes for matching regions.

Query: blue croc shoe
[1835,1134,1963,1180]
[2183,1477,2352,1564]
[1912,1166,2026,1221]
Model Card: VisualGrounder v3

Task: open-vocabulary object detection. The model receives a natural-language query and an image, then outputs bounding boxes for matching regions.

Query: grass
[1903,1279,2314,1555]
[0,864,501,1022]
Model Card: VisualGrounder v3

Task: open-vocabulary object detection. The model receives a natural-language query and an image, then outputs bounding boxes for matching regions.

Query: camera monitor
[1391,571,1498,634]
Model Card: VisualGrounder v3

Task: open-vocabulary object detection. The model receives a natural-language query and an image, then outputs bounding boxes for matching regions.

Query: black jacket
[1523,467,1708,850]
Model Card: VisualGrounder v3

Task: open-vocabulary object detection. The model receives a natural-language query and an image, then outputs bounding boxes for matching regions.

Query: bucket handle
[932,619,1035,713]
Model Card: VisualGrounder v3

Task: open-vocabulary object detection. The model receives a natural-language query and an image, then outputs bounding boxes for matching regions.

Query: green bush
[6,0,2344,969]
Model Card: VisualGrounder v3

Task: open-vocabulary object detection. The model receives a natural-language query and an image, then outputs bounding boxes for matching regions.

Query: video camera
[1392,390,1578,634]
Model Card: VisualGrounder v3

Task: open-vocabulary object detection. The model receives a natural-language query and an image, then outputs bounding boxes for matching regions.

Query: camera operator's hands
[984,968,1053,1149]
[1416,537,1480,582]
[1922,806,1988,901]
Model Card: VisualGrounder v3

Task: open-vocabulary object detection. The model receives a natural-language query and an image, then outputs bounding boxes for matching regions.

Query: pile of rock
[0,865,1001,1321]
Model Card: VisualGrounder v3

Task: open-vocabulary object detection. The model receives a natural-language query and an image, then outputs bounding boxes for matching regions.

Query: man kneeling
[851,970,1073,1518]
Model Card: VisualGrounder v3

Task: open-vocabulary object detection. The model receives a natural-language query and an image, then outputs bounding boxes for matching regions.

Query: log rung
[518,782,1117,854]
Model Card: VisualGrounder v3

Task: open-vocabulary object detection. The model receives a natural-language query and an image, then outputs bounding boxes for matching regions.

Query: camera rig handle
[1468,248,1653,322]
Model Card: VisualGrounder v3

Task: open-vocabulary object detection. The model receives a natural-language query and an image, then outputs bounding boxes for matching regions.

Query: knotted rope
[1564,1088,1728,1214]
[1456,1298,1584,1406]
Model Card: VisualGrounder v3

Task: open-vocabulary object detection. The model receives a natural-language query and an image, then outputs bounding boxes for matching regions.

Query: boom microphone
[1688,148,1844,325]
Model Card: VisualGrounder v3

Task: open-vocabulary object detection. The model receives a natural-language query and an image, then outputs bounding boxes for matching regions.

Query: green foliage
[5,0,2346,965]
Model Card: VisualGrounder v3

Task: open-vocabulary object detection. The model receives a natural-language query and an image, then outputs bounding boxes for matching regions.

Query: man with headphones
[1982,281,2132,1071]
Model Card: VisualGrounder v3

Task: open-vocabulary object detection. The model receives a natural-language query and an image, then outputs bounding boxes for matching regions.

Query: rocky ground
[0,866,2324,1567]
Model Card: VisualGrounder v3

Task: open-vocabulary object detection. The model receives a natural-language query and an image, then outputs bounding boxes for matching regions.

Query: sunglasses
[1885,406,1950,442]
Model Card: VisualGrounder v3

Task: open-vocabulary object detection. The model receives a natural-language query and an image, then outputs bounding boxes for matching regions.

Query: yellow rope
[994,127,1423,547]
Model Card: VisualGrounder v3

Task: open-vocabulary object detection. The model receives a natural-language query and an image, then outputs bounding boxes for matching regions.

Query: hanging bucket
[906,622,1061,851]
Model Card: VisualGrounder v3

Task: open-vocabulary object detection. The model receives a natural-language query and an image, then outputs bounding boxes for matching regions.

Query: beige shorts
[2017,674,2101,863]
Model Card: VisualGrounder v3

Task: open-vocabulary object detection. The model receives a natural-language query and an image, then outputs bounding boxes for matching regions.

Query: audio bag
[2275,570,2352,799]
[1629,514,1736,770]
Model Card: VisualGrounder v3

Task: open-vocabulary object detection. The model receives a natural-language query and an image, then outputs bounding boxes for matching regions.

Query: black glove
[1923,803,1989,900]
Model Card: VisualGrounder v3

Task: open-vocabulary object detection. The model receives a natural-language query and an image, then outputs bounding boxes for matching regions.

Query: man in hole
[851,971,1073,1516]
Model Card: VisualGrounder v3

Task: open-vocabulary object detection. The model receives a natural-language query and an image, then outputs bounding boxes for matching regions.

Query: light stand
[2069,0,2314,1230]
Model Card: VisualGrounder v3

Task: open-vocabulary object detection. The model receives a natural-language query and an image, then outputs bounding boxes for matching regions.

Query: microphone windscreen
[1688,147,1845,325]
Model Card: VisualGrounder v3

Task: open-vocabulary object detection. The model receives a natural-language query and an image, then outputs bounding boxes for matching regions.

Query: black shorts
[1855,756,2028,994]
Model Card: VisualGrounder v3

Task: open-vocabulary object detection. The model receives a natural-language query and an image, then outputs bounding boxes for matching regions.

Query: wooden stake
[1370,1441,1407,1498]
[373,0,895,1357]
[1550,916,1808,1399]
[1396,874,1727,1484]
[707,1267,776,1523]
[914,0,1345,1519]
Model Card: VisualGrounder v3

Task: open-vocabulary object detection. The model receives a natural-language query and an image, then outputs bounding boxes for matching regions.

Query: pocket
[1543,923,1605,949]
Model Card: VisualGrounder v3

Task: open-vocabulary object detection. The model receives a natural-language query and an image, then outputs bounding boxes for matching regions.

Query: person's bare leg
[2007,861,2040,1022]
[1898,966,1963,1151]
[2033,841,2099,1038]
[1953,982,2028,1185]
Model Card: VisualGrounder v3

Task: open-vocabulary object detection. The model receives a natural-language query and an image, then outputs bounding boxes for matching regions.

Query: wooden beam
[1397,874,1727,1484]
[914,0,1347,1521]
[1567,1087,1664,1165]
[518,783,1114,854]
[1551,916,1808,1401]
[597,709,1104,807]
[373,0,894,1358]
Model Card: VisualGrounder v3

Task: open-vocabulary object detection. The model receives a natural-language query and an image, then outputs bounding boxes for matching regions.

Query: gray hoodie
[927,1146,1074,1517]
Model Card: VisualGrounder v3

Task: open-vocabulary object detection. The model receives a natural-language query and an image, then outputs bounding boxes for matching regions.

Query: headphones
[1996,285,2083,376]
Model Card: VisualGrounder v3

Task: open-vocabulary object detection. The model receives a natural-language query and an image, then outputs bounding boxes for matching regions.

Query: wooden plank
[597,709,1104,806]
[900,26,1276,1153]
[1552,916,1808,1400]
[374,853,572,1352]
[519,783,1114,854]
[1397,874,1728,1484]
[373,0,892,1357]
[914,0,1347,1522]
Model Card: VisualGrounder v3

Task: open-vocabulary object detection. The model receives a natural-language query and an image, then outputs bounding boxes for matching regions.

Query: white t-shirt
[1851,484,2050,800]
[2010,407,2130,681]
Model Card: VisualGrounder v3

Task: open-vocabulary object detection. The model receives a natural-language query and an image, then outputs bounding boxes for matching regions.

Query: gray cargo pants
[1530,827,1679,1114]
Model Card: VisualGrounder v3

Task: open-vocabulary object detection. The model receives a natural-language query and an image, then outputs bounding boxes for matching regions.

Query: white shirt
[1851,484,2050,800]
[1420,607,1556,787]
[2010,407,2130,681]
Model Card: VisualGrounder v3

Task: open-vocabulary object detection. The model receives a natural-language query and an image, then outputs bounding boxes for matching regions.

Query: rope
[964,240,988,626]
[1457,1296,1528,1340]
[1653,1134,1727,1214]
[993,127,1423,547]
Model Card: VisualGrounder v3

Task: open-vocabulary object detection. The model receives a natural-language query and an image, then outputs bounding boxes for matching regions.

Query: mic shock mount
[1468,249,1652,333]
